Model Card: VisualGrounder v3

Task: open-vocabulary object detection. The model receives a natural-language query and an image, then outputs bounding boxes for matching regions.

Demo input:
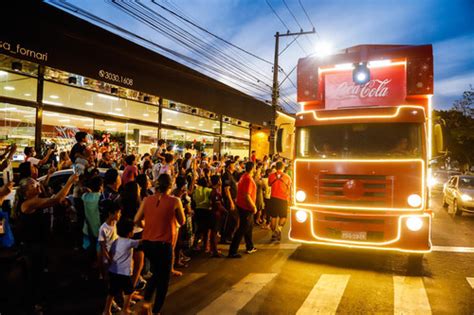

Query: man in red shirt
[228,162,258,258]
[268,161,292,241]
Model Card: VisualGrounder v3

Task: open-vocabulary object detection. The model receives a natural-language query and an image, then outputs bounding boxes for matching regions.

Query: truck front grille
[317,174,394,207]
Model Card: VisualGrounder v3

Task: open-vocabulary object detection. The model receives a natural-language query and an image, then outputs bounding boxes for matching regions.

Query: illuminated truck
[289,44,435,258]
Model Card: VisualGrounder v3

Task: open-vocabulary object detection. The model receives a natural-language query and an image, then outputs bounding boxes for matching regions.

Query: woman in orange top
[134,174,185,315]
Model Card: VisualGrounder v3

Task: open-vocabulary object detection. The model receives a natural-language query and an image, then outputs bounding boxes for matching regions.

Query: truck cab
[290,44,434,253]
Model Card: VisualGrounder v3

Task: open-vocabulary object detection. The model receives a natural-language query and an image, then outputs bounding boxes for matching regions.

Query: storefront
[0,2,272,162]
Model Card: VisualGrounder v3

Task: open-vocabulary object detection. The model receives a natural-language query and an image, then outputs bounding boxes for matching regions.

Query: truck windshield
[296,122,422,158]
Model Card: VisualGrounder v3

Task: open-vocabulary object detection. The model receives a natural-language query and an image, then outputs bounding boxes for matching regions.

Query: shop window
[221,137,250,158]
[43,81,159,123]
[160,129,218,157]
[41,111,94,155]
[162,108,220,134]
[126,123,158,156]
[0,103,36,162]
[0,71,37,102]
[223,123,250,139]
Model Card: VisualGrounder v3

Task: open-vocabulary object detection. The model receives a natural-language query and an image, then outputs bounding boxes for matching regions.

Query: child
[98,200,121,276]
[103,219,141,315]
[121,155,138,185]
[82,176,103,258]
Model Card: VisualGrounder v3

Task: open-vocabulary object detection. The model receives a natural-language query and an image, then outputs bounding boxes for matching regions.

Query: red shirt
[236,173,257,211]
[142,194,178,244]
[121,165,138,185]
[268,171,292,201]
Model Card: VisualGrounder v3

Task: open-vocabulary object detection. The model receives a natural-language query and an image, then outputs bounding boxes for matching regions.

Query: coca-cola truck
[290,44,435,259]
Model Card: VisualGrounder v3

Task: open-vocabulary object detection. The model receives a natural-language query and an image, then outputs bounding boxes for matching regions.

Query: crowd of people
[0,132,293,315]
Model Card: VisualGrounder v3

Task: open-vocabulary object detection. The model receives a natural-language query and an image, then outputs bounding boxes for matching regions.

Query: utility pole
[269,29,316,156]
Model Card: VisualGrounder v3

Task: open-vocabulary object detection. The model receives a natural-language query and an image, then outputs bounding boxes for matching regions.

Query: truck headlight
[407,194,422,207]
[406,216,423,232]
[461,194,473,202]
[295,210,308,223]
[295,190,307,202]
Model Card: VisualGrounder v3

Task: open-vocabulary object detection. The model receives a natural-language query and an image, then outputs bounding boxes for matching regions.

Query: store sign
[98,69,134,86]
[0,39,48,62]
[324,64,406,109]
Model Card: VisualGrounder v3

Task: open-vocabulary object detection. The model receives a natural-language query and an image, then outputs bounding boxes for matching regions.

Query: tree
[434,85,474,169]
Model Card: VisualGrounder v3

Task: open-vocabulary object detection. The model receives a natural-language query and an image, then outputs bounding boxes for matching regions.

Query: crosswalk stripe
[167,273,207,296]
[296,274,350,315]
[467,277,474,289]
[393,276,431,315]
[196,273,277,315]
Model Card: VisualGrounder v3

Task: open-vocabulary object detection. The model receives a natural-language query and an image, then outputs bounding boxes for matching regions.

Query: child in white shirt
[103,219,140,315]
[98,200,121,275]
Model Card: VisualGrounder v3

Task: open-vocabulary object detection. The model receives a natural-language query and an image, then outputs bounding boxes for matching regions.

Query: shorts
[108,272,134,296]
[268,198,288,218]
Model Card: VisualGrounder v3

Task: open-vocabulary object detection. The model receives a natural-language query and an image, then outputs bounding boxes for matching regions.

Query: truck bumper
[289,206,432,253]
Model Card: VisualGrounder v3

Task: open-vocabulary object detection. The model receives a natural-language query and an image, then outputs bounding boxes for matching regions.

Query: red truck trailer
[290,44,434,257]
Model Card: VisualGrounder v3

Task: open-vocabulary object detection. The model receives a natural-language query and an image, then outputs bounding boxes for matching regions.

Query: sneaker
[227,253,242,258]
[246,247,258,254]
[142,271,153,280]
[111,301,122,313]
[181,254,191,262]
[271,232,278,242]
[135,278,147,291]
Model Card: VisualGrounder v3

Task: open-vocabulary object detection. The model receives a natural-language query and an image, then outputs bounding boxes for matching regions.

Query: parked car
[1,168,115,211]
[442,175,474,216]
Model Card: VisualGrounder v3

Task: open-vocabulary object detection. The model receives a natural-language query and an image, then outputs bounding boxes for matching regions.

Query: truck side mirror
[433,122,445,156]
[276,128,284,153]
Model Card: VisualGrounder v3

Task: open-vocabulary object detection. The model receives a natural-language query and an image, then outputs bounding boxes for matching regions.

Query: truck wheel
[453,199,462,216]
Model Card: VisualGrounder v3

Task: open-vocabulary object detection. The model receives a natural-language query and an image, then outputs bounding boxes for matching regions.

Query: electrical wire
[118,1,272,92]
[298,0,320,38]
[48,0,301,112]
[50,0,270,101]
[264,0,308,55]
[282,0,315,51]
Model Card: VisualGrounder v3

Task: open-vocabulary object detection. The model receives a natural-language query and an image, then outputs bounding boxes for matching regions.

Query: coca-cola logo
[331,79,392,99]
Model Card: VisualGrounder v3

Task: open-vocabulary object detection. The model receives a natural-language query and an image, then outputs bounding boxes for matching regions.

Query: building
[0,2,275,163]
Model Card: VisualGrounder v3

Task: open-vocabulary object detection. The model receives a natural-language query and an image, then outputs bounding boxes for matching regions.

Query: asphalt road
[160,192,474,315]
[37,192,474,315]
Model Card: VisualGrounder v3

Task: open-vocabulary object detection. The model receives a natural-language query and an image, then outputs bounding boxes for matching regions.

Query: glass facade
[0,102,36,161]
[0,53,253,159]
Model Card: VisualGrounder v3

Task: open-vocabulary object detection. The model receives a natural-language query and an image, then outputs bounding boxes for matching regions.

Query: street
[159,192,474,315]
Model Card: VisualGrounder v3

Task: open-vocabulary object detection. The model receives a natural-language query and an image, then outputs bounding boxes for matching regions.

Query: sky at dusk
[51,0,474,112]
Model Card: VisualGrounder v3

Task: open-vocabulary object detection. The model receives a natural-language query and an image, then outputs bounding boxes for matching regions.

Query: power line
[264,0,308,55]
[50,0,271,101]
[152,0,273,65]
[282,0,303,30]
[150,1,273,82]
[298,0,320,38]
[124,1,273,90]
[282,0,315,51]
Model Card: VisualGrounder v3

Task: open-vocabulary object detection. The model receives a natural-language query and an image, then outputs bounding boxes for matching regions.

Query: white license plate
[341,231,367,240]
